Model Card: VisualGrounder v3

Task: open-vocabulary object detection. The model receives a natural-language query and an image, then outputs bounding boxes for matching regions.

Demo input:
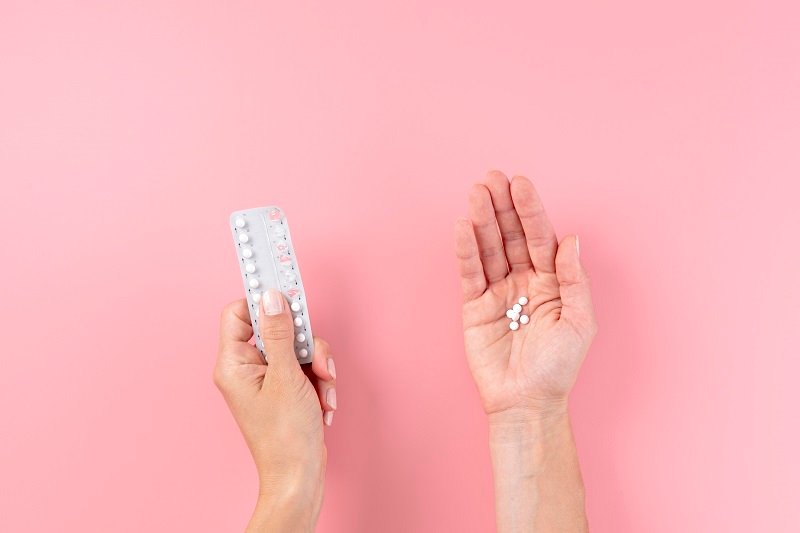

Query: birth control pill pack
[230,207,314,364]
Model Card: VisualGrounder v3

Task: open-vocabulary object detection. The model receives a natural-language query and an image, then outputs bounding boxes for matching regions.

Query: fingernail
[263,288,283,315]
[324,411,334,427]
[575,235,580,257]
[326,387,337,410]
[327,358,336,380]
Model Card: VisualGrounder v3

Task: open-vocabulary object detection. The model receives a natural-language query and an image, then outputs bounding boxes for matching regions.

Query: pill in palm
[513,303,522,313]
[520,314,530,324]
[509,321,520,331]
[519,296,528,305]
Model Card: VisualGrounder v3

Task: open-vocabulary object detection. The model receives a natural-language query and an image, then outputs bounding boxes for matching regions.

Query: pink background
[1,1,799,531]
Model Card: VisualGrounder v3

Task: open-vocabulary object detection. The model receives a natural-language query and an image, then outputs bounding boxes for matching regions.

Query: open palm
[455,172,597,416]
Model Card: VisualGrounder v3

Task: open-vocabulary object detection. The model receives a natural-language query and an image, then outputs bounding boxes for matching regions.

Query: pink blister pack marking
[230,206,315,364]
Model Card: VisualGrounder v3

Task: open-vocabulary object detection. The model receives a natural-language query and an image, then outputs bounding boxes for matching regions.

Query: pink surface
[1,1,799,531]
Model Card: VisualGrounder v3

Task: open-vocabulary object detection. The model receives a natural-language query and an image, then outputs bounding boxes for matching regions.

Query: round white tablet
[252,292,261,303]
[506,309,516,319]
[509,311,520,321]
[245,262,256,273]
[242,247,253,258]
[299,348,309,358]
[248,278,259,288]
[235,217,246,228]
[519,314,530,324]
[519,296,528,305]
[296,333,306,343]
[238,233,249,243]
[294,317,303,327]
[513,303,522,313]
[290,301,301,312]
[509,321,520,331]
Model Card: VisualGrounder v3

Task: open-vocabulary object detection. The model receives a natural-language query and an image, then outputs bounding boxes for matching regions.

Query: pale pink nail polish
[327,358,336,380]
[326,387,337,410]
[263,288,283,315]
[323,411,334,427]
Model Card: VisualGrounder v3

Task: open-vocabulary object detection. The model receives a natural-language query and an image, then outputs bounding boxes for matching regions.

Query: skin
[216,170,596,531]
[455,170,597,532]
[215,289,336,533]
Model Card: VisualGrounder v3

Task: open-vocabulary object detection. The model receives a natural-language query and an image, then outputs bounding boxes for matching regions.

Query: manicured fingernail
[575,235,580,257]
[323,411,334,426]
[326,387,337,410]
[263,288,283,315]
[327,358,336,380]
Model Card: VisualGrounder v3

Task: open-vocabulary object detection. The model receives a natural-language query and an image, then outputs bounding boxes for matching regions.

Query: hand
[214,289,337,532]
[455,171,597,421]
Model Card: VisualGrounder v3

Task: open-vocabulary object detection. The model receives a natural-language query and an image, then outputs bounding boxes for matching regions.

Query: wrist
[250,460,324,532]
[487,400,569,443]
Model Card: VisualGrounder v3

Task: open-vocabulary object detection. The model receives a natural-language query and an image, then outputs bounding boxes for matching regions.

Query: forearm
[488,407,587,533]
[246,463,325,533]
[247,490,319,533]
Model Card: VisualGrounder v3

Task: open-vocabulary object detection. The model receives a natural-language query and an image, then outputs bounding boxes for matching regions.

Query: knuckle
[480,245,504,259]
[502,228,526,243]
[212,365,229,391]
[261,320,294,340]
[314,337,330,352]
[220,300,240,319]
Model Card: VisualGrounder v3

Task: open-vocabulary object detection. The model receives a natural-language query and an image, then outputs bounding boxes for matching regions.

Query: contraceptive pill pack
[230,207,314,364]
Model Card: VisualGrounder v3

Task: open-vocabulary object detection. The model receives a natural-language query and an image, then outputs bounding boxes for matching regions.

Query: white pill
[513,303,522,313]
[506,309,516,319]
[296,333,306,343]
[294,317,303,327]
[248,278,259,288]
[290,301,301,312]
[299,348,309,358]
[510,312,520,322]
[509,321,520,331]
[245,262,256,273]
[235,217,246,228]
[255,307,259,317]
[519,314,530,324]
[519,296,529,305]
[242,247,253,258]
[252,292,261,303]
[238,233,249,243]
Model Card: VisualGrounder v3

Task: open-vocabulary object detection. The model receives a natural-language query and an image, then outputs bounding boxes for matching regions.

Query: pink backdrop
[1,1,799,531]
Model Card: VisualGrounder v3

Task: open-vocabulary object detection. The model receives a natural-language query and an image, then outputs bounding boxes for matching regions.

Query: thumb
[555,235,597,338]
[258,288,302,371]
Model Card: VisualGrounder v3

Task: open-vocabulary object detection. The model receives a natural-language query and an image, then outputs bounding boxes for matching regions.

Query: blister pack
[229,206,314,364]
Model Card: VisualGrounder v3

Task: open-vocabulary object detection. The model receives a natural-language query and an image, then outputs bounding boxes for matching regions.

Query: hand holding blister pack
[230,207,314,364]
